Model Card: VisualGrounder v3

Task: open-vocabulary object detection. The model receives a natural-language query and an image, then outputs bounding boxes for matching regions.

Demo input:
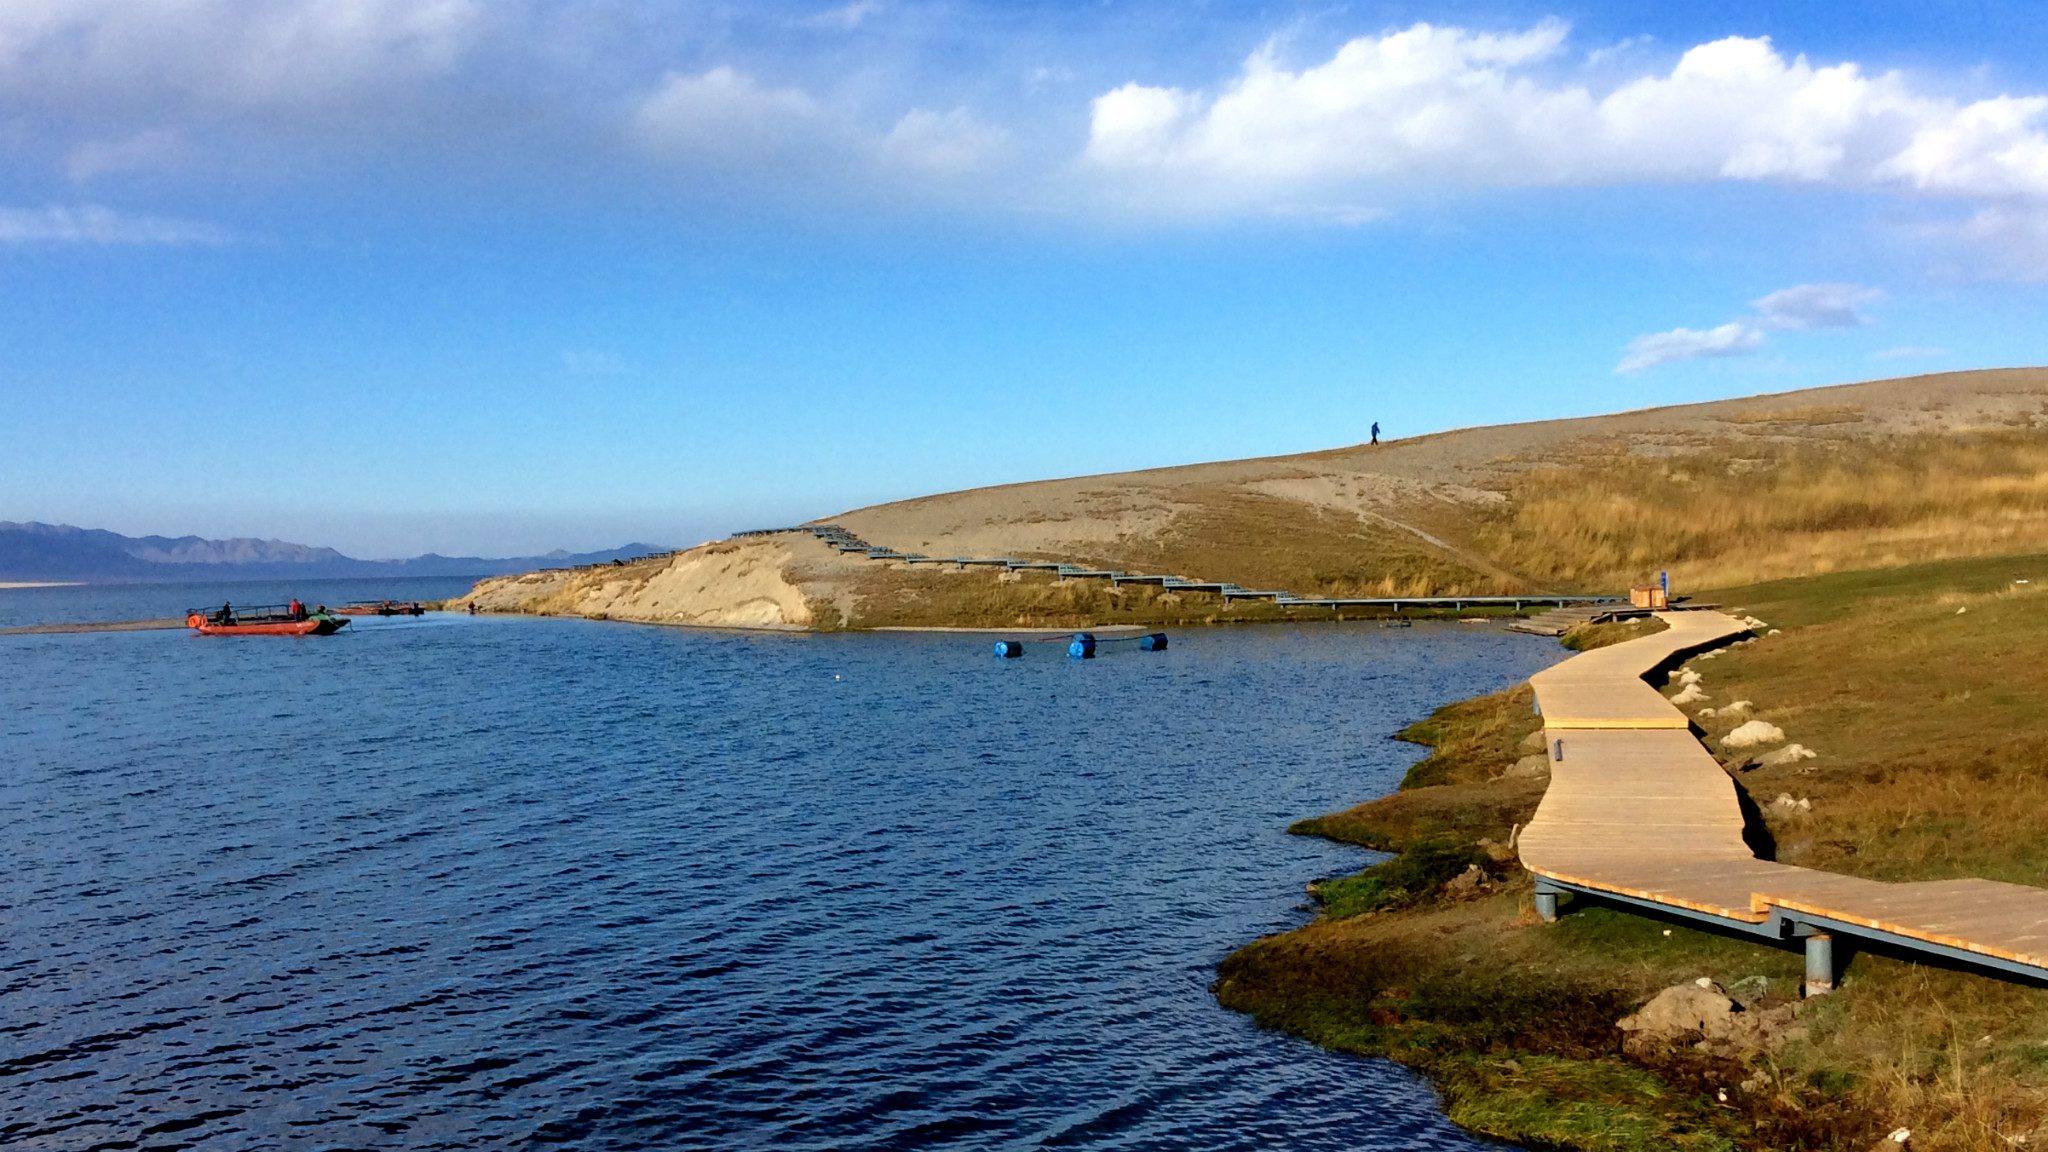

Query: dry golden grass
[1471,432,2048,593]
[844,424,2048,613]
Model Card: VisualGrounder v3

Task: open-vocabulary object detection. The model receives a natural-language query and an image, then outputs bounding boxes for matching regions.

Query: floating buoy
[990,629,1166,658]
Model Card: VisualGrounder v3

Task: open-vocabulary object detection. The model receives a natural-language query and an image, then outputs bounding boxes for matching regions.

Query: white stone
[1722,720,1785,748]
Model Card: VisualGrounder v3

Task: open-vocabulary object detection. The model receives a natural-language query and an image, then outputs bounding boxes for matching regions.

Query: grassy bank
[1221,554,2048,1151]
[831,563,1530,630]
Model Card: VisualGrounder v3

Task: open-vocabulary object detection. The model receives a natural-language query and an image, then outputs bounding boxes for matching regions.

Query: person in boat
[289,598,305,621]
[215,601,233,626]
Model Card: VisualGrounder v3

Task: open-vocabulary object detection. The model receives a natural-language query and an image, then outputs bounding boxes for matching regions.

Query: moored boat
[185,604,349,636]
[335,600,427,617]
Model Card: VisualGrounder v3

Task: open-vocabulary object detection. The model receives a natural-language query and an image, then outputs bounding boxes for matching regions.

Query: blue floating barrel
[1139,632,1168,651]
[994,640,1024,658]
[1068,632,1096,659]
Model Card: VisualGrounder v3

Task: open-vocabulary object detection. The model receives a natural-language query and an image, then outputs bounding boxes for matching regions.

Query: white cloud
[881,108,1008,174]
[1618,280,1881,371]
[1584,36,1653,69]
[1081,21,2048,222]
[0,0,484,112]
[1880,95,2048,198]
[0,204,229,244]
[6,6,2048,259]
[1086,21,1584,188]
[632,68,1013,188]
[630,64,847,174]
[633,66,845,167]
[1751,282,1880,329]
[1616,322,1763,373]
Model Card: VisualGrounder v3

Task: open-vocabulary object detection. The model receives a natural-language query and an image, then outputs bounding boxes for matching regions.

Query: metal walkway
[733,523,1622,615]
[1523,612,2048,992]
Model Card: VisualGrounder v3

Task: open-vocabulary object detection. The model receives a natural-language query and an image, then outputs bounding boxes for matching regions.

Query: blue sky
[4,1,2048,556]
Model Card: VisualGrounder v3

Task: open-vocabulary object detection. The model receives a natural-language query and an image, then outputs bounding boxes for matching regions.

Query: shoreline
[1213,615,1809,1150]
[0,617,184,635]
[459,608,1487,635]
[0,581,84,589]
[1221,557,2048,1151]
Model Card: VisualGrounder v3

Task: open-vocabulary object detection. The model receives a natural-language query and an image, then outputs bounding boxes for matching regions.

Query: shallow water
[2,608,1560,1149]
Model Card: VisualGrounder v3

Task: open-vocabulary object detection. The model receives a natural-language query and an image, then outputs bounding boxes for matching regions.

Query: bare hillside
[466,368,2048,628]
[827,368,2048,596]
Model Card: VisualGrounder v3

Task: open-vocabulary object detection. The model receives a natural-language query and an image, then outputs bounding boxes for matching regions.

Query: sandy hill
[464,368,2048,628]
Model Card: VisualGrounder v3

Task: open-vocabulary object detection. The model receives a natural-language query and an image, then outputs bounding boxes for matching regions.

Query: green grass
[1310,837,1485,919]
[1442,1055,1740,1152]
[1711,550,2048,628]
[1216,886,1829,1150]
[1392,683,1546,790]
[1225,554,2048,1151]
[1561,615,1671,651]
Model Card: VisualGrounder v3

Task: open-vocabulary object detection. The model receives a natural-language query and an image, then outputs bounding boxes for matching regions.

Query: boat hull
[186,616,348,636]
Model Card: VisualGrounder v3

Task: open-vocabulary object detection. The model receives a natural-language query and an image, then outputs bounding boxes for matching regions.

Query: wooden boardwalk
[1522,611,2048,991]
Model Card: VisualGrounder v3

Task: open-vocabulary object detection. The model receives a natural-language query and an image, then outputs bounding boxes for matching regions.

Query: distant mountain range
[0,521,669,583]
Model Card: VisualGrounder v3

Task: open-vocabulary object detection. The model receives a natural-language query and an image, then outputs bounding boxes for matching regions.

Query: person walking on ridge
[1370,421,1380,445]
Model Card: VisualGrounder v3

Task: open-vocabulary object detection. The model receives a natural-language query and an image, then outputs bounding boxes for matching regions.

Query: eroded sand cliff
[460,538,845,629]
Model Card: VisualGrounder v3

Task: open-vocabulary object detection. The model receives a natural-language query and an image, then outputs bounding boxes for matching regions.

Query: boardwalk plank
[1521,611,2048,979]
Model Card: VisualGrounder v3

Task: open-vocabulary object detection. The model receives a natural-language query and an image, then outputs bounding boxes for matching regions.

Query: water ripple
[1,611,1559,1149]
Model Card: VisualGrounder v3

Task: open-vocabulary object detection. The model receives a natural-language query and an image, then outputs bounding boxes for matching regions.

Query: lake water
[0,576,484,630]
[2,595,1562,1150]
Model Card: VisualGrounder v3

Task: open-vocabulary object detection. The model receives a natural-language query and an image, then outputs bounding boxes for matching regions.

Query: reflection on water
[2,609,1556,1149]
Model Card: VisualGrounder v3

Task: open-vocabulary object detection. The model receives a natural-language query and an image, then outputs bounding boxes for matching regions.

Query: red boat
[186,604,349,636]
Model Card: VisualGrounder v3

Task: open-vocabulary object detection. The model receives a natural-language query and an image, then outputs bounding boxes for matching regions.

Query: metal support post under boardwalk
[1803,929,1835,997]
